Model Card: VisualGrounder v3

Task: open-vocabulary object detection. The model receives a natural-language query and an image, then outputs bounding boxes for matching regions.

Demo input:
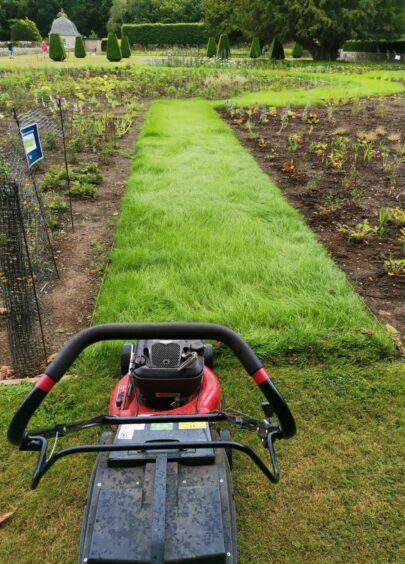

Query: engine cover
[133,340,205,409]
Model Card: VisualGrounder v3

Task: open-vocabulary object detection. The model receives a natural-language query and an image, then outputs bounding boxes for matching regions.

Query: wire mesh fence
[0,103,69,376]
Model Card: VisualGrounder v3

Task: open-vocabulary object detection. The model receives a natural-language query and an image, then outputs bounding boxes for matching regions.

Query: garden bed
[0,112,145,377]
[222,94,405,342]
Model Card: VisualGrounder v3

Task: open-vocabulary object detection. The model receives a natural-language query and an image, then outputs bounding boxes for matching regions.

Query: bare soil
[222,95,405,340]
[0,113,145,377]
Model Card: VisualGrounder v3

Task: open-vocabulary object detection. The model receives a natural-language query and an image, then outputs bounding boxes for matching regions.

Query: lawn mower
[8,323,296,563]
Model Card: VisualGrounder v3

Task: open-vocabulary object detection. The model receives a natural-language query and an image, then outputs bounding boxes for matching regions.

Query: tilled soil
[222,95,405,340]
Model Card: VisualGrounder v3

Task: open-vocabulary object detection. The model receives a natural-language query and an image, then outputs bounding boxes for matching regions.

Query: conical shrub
[49,33,66,62]
[121,35,131,58]
[292,42,304,58]
[106,33,122,62]
[269,36,285,60]
[249,37,261,58]
[217,33,231,60]
[206,36,217,58]
[74,36,86,58]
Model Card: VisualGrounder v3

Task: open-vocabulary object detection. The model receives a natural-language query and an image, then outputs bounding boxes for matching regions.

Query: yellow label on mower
[178,422,207,430]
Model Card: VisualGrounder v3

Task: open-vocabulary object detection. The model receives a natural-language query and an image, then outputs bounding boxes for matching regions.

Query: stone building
[49,12,80,50]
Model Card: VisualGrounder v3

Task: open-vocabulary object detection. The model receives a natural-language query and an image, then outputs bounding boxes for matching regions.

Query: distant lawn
[90,99,393,362]
[0,52,148,70]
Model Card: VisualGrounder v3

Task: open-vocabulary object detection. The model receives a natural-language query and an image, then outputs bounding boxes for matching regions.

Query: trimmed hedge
[269,36,284,60]
[249,37,261,58]
[217,33,231,60]
[121,35,131,58]
[101,38,108,52]
[49,33,66,61]
[107,33,122,61]
[121,23,207,46]
[74,36,86,58]
[292,42,304,58]
[206,36,217,58]
[343,40,405,53]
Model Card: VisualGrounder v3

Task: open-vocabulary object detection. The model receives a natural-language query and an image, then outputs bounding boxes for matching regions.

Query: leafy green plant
[287,133,302,153]
[70,180,97,199]
[106,33,122,62]
[386,207,405,226]
[41,165,67,191]
[0,158,10,181]
[384,257,405,276]
[44,131,58,150]
[74,36,86,58]
[49,33,66,62]
[377,208,388,239]
[339,220,377,242]
[78,161,99,174]
[363,141,373,162]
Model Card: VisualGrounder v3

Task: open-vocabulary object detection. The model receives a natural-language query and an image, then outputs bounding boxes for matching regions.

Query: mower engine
[132,339,209,409]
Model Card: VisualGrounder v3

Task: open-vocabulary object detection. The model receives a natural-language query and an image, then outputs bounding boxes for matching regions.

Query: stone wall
[339,50,404,63]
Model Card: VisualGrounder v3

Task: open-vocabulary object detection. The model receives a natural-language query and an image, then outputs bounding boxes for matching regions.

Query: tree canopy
[203,0,405,60]
[0,0,113,40]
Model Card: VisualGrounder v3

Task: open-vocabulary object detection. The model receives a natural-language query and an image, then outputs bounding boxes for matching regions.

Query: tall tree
[206,0,404,60]
[25,0,113,38]
[202,0,238,36]
[0,0,28,40]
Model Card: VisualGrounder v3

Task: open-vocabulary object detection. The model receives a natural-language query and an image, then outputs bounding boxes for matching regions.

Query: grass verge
[90,99,393,362]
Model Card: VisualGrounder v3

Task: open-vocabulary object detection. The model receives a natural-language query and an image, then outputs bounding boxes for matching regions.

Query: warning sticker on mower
[117,424,145,440]
[178,422,207,430]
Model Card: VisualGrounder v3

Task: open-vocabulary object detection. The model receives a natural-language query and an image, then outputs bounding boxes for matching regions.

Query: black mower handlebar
[8,323,296,446]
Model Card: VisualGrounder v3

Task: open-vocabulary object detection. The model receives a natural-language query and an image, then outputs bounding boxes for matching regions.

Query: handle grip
[8,323,296,445]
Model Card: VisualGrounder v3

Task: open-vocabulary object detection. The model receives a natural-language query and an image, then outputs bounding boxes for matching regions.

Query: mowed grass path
[92,99,393,361]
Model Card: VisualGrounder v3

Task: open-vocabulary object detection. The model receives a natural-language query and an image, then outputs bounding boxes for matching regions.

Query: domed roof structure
[50,11,80,37]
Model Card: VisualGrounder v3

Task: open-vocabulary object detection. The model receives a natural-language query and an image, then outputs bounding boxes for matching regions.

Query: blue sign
[20,123,43,168]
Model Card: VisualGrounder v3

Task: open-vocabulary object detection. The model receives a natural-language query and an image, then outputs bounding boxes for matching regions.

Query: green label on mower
[150,423,174,431]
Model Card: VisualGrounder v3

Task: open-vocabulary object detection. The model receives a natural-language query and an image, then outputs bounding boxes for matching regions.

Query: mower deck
[78,427,237,564]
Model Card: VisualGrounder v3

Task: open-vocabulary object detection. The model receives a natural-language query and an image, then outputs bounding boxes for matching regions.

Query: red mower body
[110,366,222,417]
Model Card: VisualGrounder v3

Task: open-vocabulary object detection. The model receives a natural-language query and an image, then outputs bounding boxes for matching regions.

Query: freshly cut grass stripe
[93,99,393,359]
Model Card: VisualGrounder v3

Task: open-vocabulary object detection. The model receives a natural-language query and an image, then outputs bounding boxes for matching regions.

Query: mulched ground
[222,94,405,341]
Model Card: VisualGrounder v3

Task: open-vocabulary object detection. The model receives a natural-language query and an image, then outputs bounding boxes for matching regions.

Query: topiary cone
[217,33,231,60]
[49,33,66,62]
[206,37,217,58]
[106,33,122,62]
[249,37,261,58]
[74,36,86,58]
[121,35,131,58]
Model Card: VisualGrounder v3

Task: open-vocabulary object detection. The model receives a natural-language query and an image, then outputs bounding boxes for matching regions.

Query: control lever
[263,427,281,482]
[177,351,198,372]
